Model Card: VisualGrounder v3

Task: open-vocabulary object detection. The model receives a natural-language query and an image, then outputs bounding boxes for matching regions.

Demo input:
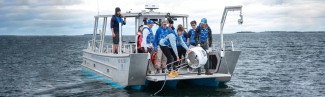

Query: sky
[0,0,324,35]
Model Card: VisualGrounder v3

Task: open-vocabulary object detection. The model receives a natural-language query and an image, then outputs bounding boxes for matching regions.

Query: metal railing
[211,41,235,51]
[88,40,136,54]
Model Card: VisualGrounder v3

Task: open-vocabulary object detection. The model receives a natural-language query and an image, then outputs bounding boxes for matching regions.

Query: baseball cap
[148,20,154,25]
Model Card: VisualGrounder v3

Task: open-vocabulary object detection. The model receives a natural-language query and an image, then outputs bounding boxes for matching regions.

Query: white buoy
[186,47,208,68]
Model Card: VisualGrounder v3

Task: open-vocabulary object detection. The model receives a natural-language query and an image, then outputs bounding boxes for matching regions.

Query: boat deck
[146,73,231,82]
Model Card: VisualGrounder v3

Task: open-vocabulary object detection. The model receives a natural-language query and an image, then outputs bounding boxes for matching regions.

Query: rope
[153,72,167,96]
[153,57,185,96]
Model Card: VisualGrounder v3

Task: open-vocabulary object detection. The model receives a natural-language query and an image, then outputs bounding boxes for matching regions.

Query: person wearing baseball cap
[141,20,155,53]
[110,7,126,54]
[195,18,213,75]
[153,20,169,73]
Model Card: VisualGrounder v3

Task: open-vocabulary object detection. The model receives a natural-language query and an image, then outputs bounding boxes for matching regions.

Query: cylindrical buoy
[186,47,208,68]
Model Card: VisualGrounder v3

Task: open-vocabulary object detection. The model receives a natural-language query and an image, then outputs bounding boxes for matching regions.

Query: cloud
[0,0,324,35]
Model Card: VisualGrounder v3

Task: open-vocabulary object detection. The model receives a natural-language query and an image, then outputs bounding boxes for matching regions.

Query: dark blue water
[0,33,324,96]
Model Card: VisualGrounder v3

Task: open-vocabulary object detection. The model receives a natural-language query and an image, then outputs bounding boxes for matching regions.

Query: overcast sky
[0,0,324,35]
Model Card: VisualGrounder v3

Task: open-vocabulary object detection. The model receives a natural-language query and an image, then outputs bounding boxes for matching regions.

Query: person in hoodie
[159,24,189,72]
[195,18,213,75]
[110,7,126,54]
[153,20,169,73]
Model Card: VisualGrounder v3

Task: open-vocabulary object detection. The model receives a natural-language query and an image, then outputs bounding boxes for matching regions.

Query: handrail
[220,5,242,57]
[211,41,235,51]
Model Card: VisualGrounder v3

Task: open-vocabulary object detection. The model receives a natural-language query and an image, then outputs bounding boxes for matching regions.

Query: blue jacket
[159,30,189,56]
[154,26,169,51]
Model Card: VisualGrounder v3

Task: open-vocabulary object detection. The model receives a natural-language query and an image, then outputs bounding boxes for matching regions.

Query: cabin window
[93,64,96,67]
[106,69,109,73]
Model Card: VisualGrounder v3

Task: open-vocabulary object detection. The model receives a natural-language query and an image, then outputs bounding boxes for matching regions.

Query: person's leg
[169,48,177,70]
[202,45,212,75]
[176,46,183,67]
[113,34,119,54]
[160,46,173,71]
[161,50,167,73]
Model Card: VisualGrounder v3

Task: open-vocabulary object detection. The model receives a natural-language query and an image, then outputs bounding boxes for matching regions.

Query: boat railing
[88,39,136,54]
[211,41,235,51]
[88,40,102,52]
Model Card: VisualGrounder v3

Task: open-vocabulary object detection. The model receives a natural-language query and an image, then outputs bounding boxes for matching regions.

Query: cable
[153,72,167,96]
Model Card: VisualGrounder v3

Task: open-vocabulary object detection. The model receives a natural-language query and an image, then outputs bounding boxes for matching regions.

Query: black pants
[177,46,186,66]
[177,46,186,60]
[160,46,177,71]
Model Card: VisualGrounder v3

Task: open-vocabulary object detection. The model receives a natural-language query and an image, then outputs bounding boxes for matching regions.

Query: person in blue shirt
[187,20,197,48]
[110,7,126,54]
[195,18,213,75]
[153,20,169,73]
[159,24,189,72]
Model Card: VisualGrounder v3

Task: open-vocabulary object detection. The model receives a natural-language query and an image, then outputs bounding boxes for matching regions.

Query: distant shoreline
[236,31,325,33]
[1,31,325,36]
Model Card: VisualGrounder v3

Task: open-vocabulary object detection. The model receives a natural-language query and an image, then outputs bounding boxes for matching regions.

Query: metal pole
[119,23,122,54]
[135,17,138,53]
[186,17,188,32]
[93,17,98,52]
[101,17,107,53]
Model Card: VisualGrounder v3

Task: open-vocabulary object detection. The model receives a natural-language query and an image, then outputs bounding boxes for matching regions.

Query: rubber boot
[162,68,166,73]
[205,69,213,75]
[197,67,201,75]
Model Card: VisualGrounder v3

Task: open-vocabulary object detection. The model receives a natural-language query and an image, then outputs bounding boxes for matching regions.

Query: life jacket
[142,27,154,44]
[198,27,209,43]
[176,31,187,46]
[157,27,169,42]
[137,32,142,50]
[189,29,196,45]
[163,30,178,46]
[113,16,124,31]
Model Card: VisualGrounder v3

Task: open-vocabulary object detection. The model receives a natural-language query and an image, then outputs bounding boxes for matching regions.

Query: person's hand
[197,44,201,47]
[112,33,115,38]
[123,16,126,20]
[177,56,180,61]
[187,50,192,53]
[145,48,148,53]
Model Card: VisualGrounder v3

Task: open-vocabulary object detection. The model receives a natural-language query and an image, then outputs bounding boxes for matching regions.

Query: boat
[81,4,242,88]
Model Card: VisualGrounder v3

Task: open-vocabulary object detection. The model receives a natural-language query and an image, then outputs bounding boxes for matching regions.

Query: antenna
[96,0,99,16]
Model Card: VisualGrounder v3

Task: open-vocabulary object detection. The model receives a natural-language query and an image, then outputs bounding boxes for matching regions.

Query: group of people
[111,7,213,75]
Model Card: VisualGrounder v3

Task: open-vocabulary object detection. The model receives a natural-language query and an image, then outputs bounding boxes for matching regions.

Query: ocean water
[0,32,324,96]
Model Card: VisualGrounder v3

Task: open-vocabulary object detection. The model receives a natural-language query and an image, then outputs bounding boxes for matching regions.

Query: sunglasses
[191,24,196,26]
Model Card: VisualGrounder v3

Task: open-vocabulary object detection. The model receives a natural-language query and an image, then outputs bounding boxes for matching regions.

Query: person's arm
[187,30,192,45]
[123,16,126,25]
[141,28,149,51]
[208,26,212,47]
[179,36,189,50]
[110,17,115,37]
[169,35,178,57]
[154,28,160,52]
[195,27,201,46]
